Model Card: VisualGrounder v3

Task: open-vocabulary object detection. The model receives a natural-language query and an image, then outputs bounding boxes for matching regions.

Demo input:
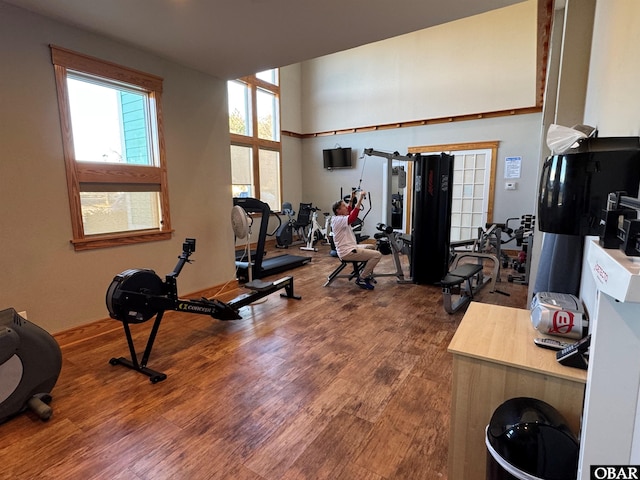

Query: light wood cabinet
[447,302,587,480]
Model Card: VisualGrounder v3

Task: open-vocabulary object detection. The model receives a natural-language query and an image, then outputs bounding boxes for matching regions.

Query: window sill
[71,230,173,251]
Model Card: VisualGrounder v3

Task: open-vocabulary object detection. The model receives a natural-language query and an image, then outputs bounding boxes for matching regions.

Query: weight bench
[323,260,365,287]
[441,253,500,314]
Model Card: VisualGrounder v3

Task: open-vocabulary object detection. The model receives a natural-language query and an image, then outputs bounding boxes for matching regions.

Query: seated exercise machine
[440,251,502,314]
[324,223,412,287]
[0,307,62,423]
[370,223,412,283]
[450,223,508,268]
[106,238,301,383]
[323,260,365,287]
[451,215,535,273]
[234,197,311,281]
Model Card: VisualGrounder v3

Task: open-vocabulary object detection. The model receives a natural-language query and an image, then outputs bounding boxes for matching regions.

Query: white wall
[285,0,542,238]
[280,63,304,210]
[299,0,537,133]
[583,1,640,137]
[0,3,236,332]
[297,114,541,238]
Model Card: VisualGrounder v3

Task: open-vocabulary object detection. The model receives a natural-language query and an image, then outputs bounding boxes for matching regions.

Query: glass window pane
[259,149,280,211]
[80,191,160,235]
[256,69,278,86]
[120,91,152,165]
[231,145,253,197]
[67,77,152,165]
[257,88,279,141]
[460,227,473,241]
[463,170,474,183]
[464,155,475,169]
[228,80,251,136]
[472,213,484,225]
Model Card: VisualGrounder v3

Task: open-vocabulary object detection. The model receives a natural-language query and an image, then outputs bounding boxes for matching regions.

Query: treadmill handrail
[233,197,271,274]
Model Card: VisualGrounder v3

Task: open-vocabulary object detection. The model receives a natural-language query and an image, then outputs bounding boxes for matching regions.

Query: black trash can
[485,397,579,480]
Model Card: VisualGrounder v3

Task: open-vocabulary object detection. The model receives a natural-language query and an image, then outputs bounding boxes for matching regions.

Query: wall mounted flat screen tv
[323,147,352,169]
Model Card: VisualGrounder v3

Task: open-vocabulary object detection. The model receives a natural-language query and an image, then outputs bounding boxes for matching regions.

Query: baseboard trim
[54,279,241,348]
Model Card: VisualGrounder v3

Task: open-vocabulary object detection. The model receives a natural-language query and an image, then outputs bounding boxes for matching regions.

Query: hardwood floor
[1,243,528,479]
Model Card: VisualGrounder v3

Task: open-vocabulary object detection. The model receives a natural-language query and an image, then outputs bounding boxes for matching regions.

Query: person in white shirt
[330,190,381,290]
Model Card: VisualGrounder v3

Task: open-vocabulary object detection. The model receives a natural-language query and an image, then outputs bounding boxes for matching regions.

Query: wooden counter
[447,302,587,480]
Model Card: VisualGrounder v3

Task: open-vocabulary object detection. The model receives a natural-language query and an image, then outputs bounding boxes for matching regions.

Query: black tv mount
[106,238,301,383]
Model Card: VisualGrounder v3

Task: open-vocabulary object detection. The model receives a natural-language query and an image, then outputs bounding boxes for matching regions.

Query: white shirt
[331,215,358,259]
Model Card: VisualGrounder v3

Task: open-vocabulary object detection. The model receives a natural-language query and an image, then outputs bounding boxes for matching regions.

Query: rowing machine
[106,238,301,383]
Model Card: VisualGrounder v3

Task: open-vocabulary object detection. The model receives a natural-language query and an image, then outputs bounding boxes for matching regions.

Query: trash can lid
[486,397,579,480]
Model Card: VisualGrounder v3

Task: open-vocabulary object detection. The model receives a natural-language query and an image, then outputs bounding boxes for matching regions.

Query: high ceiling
[3,0,523,79]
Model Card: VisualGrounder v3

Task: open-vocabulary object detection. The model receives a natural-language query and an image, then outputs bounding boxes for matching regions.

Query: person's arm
[347,190,356,213]
[348,191,366,225]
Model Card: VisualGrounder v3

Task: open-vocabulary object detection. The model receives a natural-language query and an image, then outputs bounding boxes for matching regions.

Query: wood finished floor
[1,243,528,480]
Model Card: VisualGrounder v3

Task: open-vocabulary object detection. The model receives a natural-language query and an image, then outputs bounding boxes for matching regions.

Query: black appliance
[323,147,352,169]
[538,136,640,236]
[410,153,454,284]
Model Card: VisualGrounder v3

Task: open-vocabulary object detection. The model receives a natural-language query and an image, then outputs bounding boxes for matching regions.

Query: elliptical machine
[0,308,62,423]
[275,202,309,248]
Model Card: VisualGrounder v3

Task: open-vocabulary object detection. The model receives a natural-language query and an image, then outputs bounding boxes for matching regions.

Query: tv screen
[323,147,352,169]
[538,137,640,236]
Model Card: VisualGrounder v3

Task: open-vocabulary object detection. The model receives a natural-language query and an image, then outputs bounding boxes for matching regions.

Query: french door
[408,141,498,243]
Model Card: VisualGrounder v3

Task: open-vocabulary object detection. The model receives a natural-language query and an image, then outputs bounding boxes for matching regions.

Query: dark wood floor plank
[1,243,528,479]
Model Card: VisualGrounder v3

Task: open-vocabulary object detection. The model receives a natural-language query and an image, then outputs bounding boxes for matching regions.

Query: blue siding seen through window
[120,92,150,165]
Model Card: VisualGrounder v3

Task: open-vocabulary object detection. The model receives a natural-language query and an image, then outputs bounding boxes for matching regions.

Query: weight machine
[106,238,301,383]
[324,222,412,286]
[372,222,412,283]
[362,148,414,227]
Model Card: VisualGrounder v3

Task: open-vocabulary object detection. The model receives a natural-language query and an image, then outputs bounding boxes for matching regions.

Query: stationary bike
[300,206,331,252]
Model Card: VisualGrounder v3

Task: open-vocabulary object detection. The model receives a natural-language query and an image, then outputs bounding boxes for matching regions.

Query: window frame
[229,72,282,211]
[50,45,172,251]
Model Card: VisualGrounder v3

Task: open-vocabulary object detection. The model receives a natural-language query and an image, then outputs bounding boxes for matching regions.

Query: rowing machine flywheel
[106,269,164,323]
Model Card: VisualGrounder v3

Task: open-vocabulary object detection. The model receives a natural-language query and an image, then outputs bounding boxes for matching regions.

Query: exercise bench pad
[441,263,483,287]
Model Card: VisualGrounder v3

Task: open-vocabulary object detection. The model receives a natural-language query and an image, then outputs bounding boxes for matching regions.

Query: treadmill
[233,197,311,281]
